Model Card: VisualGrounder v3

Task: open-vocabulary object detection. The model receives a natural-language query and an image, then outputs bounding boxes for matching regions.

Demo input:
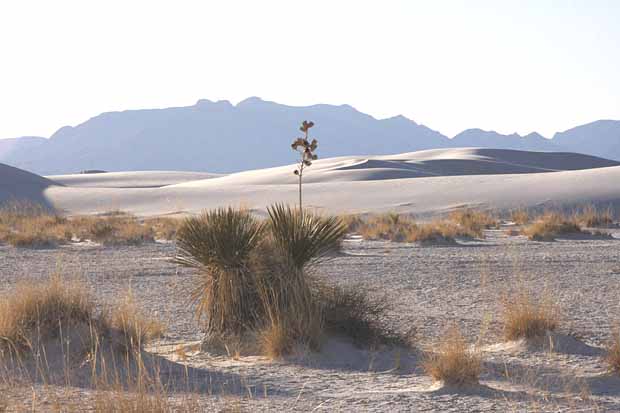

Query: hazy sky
[0,0,618,139]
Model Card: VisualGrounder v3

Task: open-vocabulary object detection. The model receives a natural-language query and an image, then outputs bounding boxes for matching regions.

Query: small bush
[604,329,620,374]
[574,205,614,228]
[356,213,483,243]
[103,295,166,352]
[449,209,498,237]
[0,202,72,248]
[502,287,559,341]
[0,275,162,356]
[143,217,181,240]
[521,212,582,241]
[0,274,93,352]
[317,283,408,348]
[510,209,530,225]
[72,214,155,246]
[423,326,481,386]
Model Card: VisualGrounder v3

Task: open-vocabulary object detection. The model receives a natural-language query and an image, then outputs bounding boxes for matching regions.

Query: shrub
[72,214,155,246]
[0,275,161,356]
[574,205,614,228]
[502,287,559,341]
[510,209,530,225]
[423,326,481,386]
[604,329,620,374]
[356,213,482,243]
[0,274,93,352]
[521,212,582,241]
[0,202,72,248]
[449,209,498,237]
[143,217,181,240]
[316,283,408,348]
[174,208,265,336]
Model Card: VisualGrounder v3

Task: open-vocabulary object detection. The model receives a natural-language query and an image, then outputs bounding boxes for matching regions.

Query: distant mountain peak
[524,132,547,140]
[236,96,266,106]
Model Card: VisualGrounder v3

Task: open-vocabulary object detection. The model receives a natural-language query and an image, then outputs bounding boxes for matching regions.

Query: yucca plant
[291,120,318,209]
[267,203,346,271]
[258,204,347,352]
[174,208,265,335]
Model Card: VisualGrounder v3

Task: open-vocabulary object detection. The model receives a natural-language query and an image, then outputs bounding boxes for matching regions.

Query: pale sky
[0,0,618,140]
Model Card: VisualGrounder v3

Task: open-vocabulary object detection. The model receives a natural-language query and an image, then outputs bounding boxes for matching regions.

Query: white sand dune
[3,148,620,216]
[46,171,222,188]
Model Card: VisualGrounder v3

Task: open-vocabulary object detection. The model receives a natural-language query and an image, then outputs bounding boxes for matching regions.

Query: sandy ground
[2,226,620,411]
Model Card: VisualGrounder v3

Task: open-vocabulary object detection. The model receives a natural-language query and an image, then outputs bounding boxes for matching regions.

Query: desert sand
[2,226,620,411]
[3,148,620,411]
[2,148,620,217]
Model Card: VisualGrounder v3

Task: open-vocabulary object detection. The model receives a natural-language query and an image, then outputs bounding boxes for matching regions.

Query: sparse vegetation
[448,209,498,237]
[174,207,266,336]
[0,201,180,248]
[0,274,162,356]
[521,211,583,241]
[502,286,559,341]
[604,329,620,374]
[574,204,614,228]
[510,209,530,225]
[423,325,481,387]
[353,212,483,244]
[174,204,405,357]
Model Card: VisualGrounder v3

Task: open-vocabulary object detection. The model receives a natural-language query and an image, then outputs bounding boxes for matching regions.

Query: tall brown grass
[502,286,559,341]
[510,209,530,225]
[0,201,180,248]
[574,205,614,228]
[448,209,498,237]
[604,329,620,375]
[521,211,583,241]
[0,275,185,412]
[352,210,496,243]
[0,275,162,356]
[423,325,481,387]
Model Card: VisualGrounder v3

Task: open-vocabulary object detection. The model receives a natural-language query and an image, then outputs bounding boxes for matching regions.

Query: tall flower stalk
[291,120,318,210]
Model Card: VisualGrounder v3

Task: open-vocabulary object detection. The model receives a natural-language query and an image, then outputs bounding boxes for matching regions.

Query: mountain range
[1,97,618,174]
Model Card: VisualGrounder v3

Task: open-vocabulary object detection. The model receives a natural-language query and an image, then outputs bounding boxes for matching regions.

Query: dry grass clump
[0,275,162,356]
[0,202,72,248]
[0,274,93,352]
[339,214,364,233]
[0,201,183,248]
[317,283,409,348]
[521,211,583,241]
[356,213,479,244]
[143,217,182,240]
[604,329,620,374]
[574,205,614,228]
[510,209,530,225]
[423,325,481,387]
[448,209,498,237]
[357,213,416,242]
[502,287,559,341]
[71,214,155,246]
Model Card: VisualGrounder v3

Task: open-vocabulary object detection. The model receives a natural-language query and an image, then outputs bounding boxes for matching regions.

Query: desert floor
[2,225,620,412]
